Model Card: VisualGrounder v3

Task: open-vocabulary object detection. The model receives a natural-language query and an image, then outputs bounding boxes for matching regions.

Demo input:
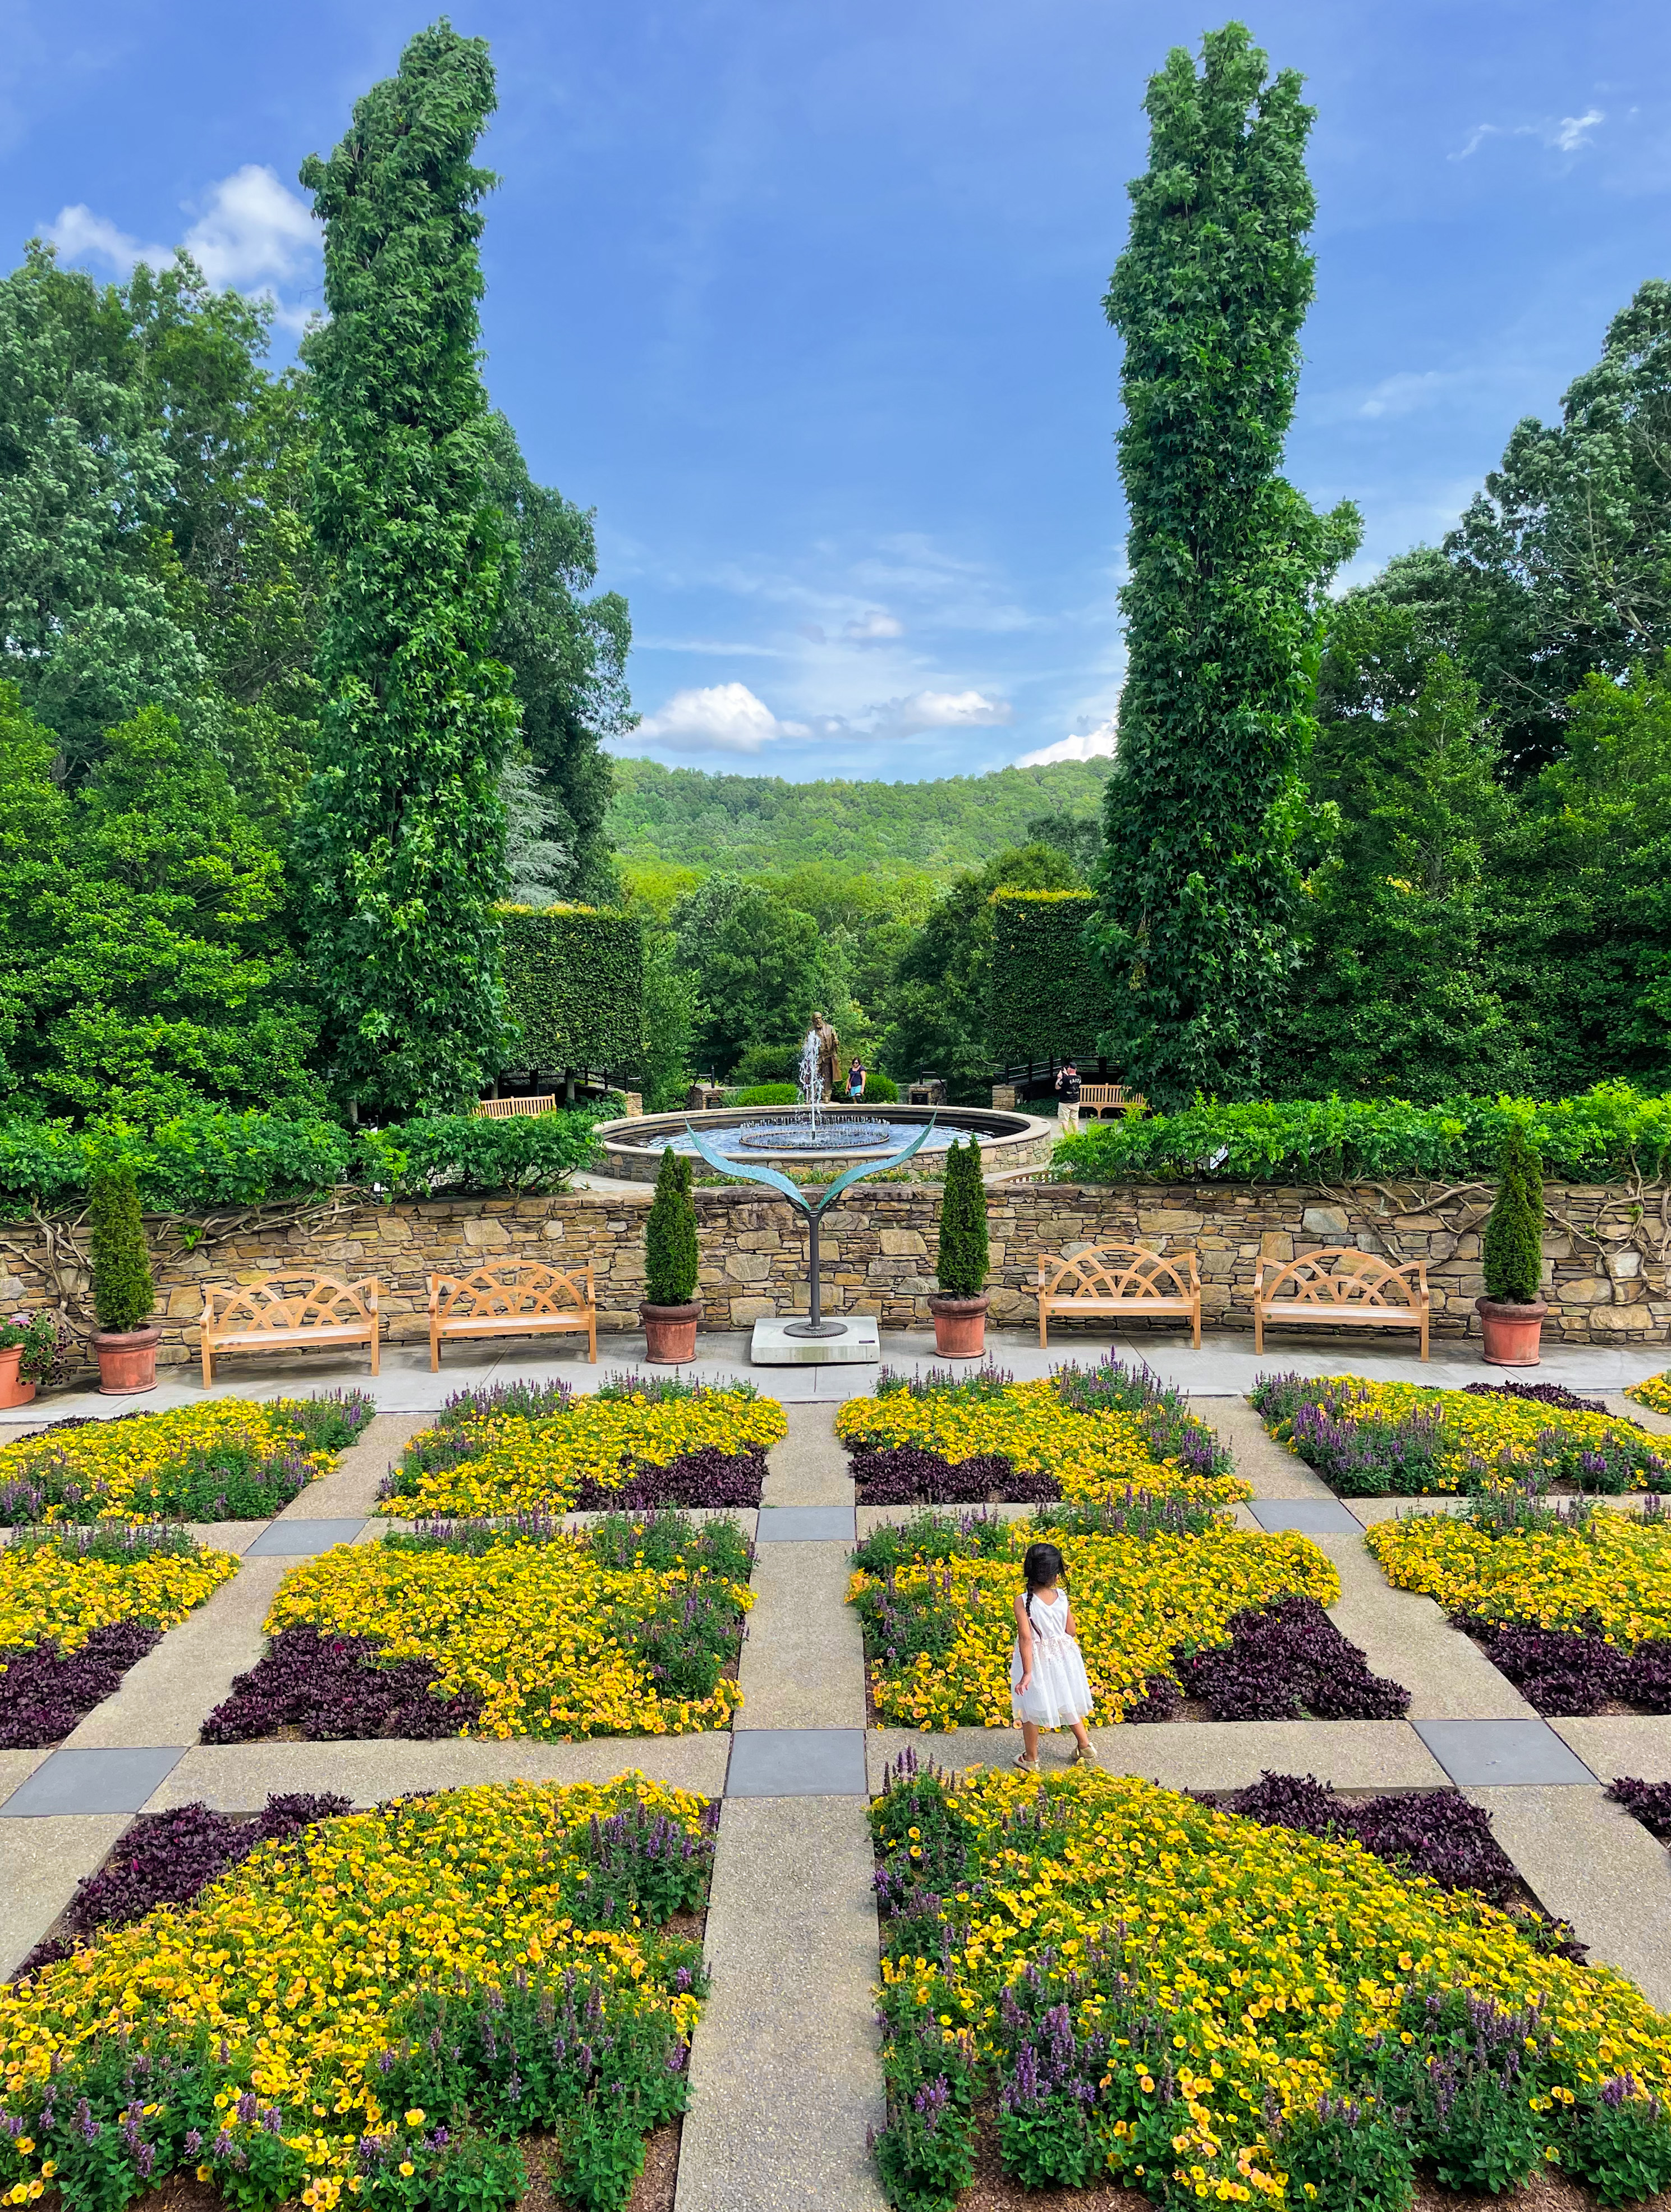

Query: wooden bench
[201,1274,379,1387]
[1038,1242,1201,1348]
[428,1261,598,1370]
[1254,1248,1430,1360]
[1076,1084,1147,1120]
[474,1094,557,1118]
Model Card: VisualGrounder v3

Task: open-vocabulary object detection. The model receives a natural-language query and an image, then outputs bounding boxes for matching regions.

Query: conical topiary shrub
[1482,1125,1544,1305]
[642,1147,701,1363]
[935,1136,989,1298]
[88,1163,155,1333]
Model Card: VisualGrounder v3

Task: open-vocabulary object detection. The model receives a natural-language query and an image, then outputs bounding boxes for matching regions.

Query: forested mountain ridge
[605,754,1112,876]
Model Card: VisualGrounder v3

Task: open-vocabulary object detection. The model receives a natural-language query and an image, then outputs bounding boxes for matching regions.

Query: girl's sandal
[1072,1743,1100,1766]
[1014,1752,1040,1774]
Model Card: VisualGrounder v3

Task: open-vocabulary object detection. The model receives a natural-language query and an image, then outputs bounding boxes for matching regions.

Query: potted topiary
[1477,1124,1548,1366]
[929,1134,990,1358]
[0,1311,57,1408]
[641,1146,702,1363]
[89,1162,160,1393]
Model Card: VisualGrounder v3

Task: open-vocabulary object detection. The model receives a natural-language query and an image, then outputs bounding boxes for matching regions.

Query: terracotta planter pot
[0,1345,35,1408]
[1476,1298,1548,1368]
[929,1294,989,1359]
[640,1300,701,1365]
[94,1324,162,1396]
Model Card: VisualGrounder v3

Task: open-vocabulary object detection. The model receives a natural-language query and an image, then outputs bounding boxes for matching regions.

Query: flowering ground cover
[1252,1372,1666,1497]
[0,1776,714,2212]
[0,1524,238,1747]
[0,1393,375,1524]
[846,1507,1393,1729]
[379,1375,785,1519]
[204,1511,754,1742]
[1366,1496,1671,1715]
[868,1758,1671,2209]
[837,1360,1249,1509]
[1627,1371,1671,1418]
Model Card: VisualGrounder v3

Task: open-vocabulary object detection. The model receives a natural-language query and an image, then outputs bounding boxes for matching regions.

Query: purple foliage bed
[1609,1776,1671,1845]
[201,1626,482,1744]
[17,1792,352,1977]
[572,1444,768,1512]
[848,1446,1059,1506]
[0,1621,162,1750]
[1117,1596,1410,1723]
[1205,1770,1522,1900]
[1458,1616,1671,1716]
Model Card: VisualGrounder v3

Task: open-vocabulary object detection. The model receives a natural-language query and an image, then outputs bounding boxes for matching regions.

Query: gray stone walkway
[4,1368,1671,2206]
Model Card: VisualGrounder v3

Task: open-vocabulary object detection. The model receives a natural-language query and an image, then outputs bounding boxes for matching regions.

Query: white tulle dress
[1010,1587,1094,1728]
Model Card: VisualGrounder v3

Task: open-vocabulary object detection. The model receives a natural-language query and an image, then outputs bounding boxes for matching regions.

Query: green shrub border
[498,904,644,1073]
[988,891,1118,1067]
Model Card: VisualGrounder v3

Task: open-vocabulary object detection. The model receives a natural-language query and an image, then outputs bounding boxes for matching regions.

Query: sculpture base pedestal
[750,1315,880,1366]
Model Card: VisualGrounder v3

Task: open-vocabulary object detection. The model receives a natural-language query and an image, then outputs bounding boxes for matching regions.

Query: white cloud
[1017,721,1117,768]
[1453,108,1604,161]
[873,688,1011,737]
[842,609,904,642]
[632,681,807,754]
[47,165,320,332]
[1357,369,1468,420]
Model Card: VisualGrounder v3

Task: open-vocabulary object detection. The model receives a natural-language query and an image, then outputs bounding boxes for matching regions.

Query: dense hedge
[0,1107,608,1214]
[497,904,644,1071]
[988,890,1118,1066]
[1052,1084,1671,1184]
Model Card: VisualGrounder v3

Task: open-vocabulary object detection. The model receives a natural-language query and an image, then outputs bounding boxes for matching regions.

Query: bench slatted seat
[474,1094,558,1118]
[1253,1248,1430,1361]
[428,1262,598,1370]
[201,1274,379,1387]
[1075,1083,1147,1119]
[1037,1242,1201,1348]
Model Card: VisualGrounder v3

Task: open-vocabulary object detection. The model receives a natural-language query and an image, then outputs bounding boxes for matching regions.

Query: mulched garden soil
[1412,2176,1670,2212]
[957,2113,1148,2209]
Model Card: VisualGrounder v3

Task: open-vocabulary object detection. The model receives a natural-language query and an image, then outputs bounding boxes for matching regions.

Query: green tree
[669,873,837,1077]
[484,413,632,905]
[1090,23,1359,1107]
[293,21,520,1118]
[0,244,204,773]
[1482,1125,1544,1305]
[885,844,1080,1101]
[935,1136,989,1298]
[0,685,71,1096]
[13,706,319,1125]
[636,926,704,1111]
[644,1145,699,1307]
[88,1162,155,1332]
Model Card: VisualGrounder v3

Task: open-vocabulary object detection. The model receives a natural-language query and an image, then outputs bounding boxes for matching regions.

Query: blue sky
[4,1,1668,780]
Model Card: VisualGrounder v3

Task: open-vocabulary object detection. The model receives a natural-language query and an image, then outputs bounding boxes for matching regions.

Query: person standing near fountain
[810,1013,841,1103]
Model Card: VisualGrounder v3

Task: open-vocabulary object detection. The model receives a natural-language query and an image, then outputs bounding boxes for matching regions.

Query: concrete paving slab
[63,1558,290,1748]
[865,1720,1452,1795]
[0,1814,133,1980]
[734,1545,869,1732]
[1467,1785,1671,2009]
[2,1746,185,1816]
[246,1517,368,1555]
[1343,1496,1467,1524]
[1413,1718,1597,1786]
[726,1729,866,1797]
[1550,1717,1671,1783]
[143,1734,733,1811]
[755,1506,855,1543]
[181,1520,272,1555]
[1604,1390,1670,1436]
[283,1412,430,1517]
[1248,1498,1364,1533]
[1195,1396,1335,1498]
[674,1796,886,2212]
[1313,1533,1534,1721]
[763,1401,852,1506]
[0,1751,49,1805]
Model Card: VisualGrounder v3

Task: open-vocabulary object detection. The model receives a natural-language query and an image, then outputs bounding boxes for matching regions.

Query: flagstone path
[3,1344,1671,2209]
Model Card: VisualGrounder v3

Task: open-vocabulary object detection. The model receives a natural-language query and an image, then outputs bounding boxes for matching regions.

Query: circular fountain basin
[591,1102,1057,1183]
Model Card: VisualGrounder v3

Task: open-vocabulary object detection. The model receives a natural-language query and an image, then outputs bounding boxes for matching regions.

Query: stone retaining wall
[3,1175,1663,1368]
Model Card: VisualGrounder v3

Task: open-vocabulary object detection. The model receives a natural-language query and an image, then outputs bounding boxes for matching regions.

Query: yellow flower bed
[0,1541,236,1655]
[1627,1371,1671,1417]
[265,1533,752,1738]
[1365,1508,1671,1644]
[383,1389,787,1518]
[835,1377,1250,1505]
[873,1767,1671,2200]
[850,1526,1336,1728]
[0,1779,708,2209]
[0,1400,334,1523]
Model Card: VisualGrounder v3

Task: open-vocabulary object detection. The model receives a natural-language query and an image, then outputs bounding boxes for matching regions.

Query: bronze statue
[810,1013,841,1102]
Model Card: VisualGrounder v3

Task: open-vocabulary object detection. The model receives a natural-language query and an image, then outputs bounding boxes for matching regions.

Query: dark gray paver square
[1412,1719,1596,1786]
[0,1747,185,1816]
[1247,1498,1364,1535]
[754,1506,855,1544]
[247,1518,369,1556]
[726,1728,866,1797]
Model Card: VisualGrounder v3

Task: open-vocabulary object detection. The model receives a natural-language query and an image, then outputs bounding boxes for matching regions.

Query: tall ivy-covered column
[1091,24,1358,1106]
[295,22,520,1116]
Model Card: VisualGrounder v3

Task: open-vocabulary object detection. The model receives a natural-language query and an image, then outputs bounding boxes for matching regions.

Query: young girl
[1011,1541,1096,1774]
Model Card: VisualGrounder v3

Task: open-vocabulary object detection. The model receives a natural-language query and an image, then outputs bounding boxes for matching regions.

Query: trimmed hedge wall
[498,904,644,1071]
[988,890,1118,1066]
